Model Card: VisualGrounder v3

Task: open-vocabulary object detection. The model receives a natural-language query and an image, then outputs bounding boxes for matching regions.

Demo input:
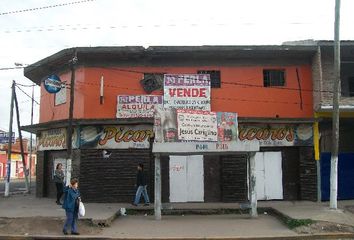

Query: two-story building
[23,45,317,203]
[311,40,354,201]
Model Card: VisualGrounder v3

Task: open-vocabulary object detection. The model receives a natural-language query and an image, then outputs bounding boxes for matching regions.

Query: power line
[15,85,40,105]
[0,0,95,16]
[2,21,320,34]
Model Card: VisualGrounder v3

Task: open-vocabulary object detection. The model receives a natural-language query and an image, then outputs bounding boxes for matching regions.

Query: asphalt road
[0,180,36,193]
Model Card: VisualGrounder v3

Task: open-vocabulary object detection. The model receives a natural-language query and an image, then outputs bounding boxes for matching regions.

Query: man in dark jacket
[132,163,150,206]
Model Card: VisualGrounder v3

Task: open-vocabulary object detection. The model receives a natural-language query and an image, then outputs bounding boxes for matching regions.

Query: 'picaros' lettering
[99,127,154,146]
[238,126,294,142]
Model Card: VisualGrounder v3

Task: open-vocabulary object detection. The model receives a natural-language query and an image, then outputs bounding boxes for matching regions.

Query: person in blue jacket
[62,178,81,235]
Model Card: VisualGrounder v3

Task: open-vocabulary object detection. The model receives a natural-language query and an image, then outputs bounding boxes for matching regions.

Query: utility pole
[330,0,341,210]
[4,81,15,197]
[14,83,30,193]
[29,85,34,188]
[66,49,78,183]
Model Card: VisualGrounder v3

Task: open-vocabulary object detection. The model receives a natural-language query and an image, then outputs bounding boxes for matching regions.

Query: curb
[1,233,354,240]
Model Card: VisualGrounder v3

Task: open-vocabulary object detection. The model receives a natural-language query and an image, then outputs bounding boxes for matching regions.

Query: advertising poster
[163,74,211,110]
[154,108,238,143]
[217,112,238,142]
[80,125,154,149]
[177,109,218,141]
[116,95,163,118]
[238,124,313,146]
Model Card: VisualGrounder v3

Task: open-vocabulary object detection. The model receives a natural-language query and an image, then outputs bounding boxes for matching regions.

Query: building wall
[318,48,354,108]
[39,65,314,123]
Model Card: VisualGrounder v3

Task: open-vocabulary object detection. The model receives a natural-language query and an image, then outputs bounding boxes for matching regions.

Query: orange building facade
[24,46,318,203]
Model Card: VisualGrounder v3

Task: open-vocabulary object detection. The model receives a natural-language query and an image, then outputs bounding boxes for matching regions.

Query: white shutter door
[255,152,266,200]
[169,156,188,202]
[187,155,204,202]
[264,152,283,200]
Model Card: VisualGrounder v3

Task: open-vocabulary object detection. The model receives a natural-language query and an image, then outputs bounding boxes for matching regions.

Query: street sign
[44,74,63,94]
[0,132,15,144]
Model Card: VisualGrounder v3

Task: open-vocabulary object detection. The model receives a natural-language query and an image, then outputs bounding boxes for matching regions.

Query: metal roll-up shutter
[80,149,153,203]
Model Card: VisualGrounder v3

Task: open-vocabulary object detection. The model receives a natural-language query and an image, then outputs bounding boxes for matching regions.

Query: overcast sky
[0,0,353,137]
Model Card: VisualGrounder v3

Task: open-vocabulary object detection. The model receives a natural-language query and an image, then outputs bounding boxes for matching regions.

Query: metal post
[330,0,341,210]
[4,81,15,197]
[29,85,34,188]
[248,152,257,217]
[154,154,162,220]
[14,84,30,192]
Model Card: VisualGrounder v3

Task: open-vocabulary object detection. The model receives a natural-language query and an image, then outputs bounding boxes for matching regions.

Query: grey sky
[0,0,353,137]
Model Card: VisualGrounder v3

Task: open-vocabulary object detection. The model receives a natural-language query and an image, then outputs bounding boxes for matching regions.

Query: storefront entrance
[169,155,204,202]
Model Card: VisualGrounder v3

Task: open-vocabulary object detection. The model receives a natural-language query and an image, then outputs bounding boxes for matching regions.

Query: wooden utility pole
[29,85,34,188]
[330,0,341,210]
[67,49,78,159]
[13,83,30,193]
[4,81,15,197]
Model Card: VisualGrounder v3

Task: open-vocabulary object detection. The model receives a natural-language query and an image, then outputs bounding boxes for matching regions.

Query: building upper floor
[24,45,317,124]
[304,40,354,114]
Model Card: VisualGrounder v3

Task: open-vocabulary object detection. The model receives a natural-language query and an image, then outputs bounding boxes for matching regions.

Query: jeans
[55,182,63,202]
[63,211,78,233]
[134,185,150,205]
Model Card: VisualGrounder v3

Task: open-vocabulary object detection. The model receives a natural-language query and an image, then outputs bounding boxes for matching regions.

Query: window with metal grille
[197,70,221,88]
[348,77,354,97]
[263,69,286,87]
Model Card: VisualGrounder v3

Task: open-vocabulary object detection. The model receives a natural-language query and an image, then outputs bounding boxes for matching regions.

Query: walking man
[132,163,150,206]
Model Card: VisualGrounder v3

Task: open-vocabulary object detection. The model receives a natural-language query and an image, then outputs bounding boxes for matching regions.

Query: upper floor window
[341,63,354,97]
[197,70,221,88]
[263,69,285,87]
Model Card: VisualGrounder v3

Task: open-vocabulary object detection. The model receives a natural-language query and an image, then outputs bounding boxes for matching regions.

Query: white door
[169,156,188,202]
[187,155,204,202]
[10,161,16,178]
[255,152,283,200]
[169,155,204,202]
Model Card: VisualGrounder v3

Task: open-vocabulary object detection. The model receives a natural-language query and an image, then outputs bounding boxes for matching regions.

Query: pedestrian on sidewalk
[62,178,81,235]
[132,163,150,206]
[54,163,65,205]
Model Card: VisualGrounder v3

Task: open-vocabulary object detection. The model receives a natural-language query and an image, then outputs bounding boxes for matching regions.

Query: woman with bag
[54,163,65,205]
[62,178,81,235]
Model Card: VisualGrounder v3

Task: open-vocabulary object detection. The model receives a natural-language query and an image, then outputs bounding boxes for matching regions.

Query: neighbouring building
[311,40,354,200]
[0,135,36,179]
[23,45,317,203]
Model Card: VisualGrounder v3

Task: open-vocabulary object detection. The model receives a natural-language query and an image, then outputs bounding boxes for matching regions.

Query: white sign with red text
[163,74,211,110]
[117,95,163,118]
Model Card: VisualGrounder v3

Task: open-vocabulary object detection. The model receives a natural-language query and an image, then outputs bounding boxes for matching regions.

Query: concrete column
[154,154,162,220]
[248,152,258,218]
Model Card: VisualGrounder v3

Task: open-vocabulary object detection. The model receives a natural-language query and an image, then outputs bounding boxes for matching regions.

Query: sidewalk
[0,193,354,239]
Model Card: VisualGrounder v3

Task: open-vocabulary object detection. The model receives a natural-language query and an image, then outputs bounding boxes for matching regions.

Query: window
[263,69,286,87]
[348,77,354,97]
[197,70,221,88]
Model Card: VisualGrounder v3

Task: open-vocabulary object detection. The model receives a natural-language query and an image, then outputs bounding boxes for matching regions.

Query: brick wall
[319,47,354,107]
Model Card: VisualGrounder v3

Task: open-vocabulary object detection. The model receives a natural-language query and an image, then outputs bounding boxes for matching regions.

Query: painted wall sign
[44,75,63,94]
[80,125,154,149]
[116,95,162,118]
[238,124,313,146]
[154,108,238,143]
[37,128,78,151]
[0,132,15,144]
[163,74,211,110]
[177,109,218,141]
